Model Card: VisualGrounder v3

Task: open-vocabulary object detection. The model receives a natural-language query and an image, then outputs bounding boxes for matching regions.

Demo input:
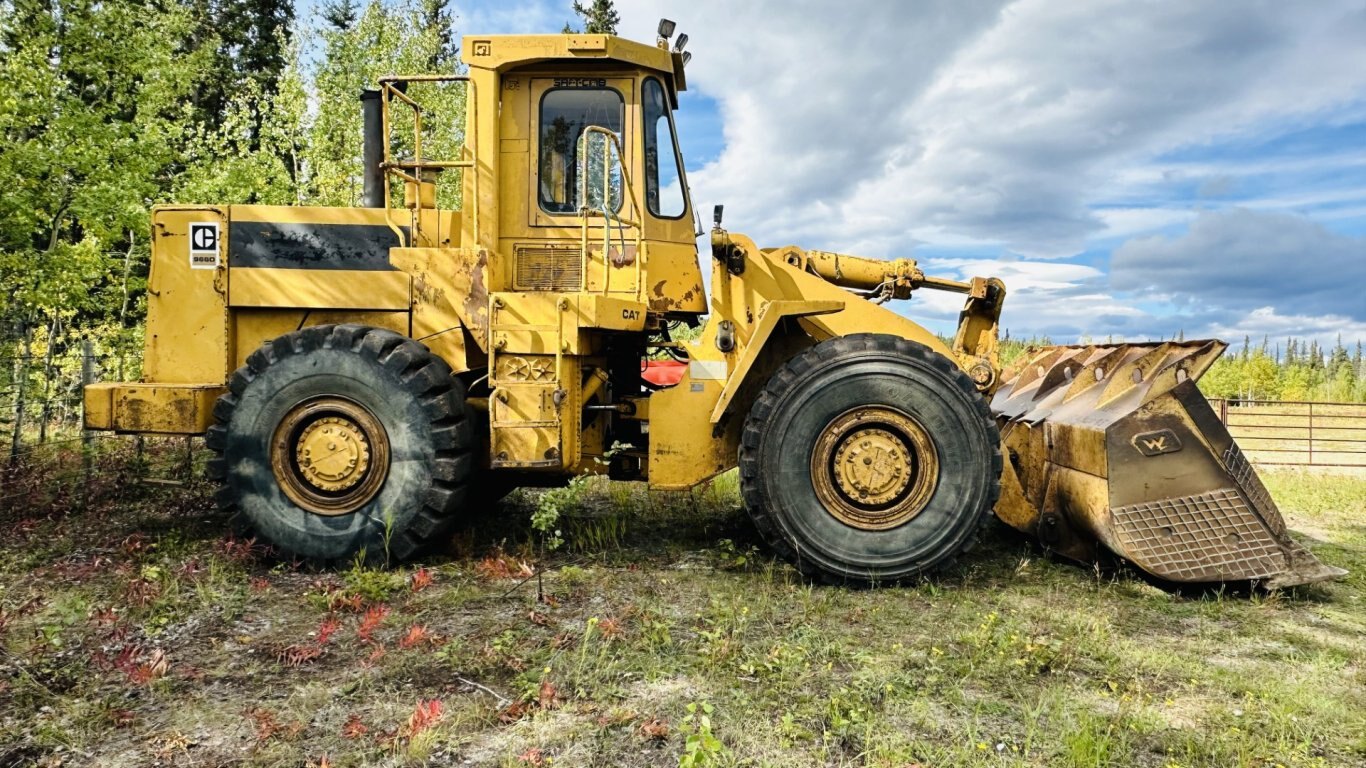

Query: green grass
[1,451,1363,767]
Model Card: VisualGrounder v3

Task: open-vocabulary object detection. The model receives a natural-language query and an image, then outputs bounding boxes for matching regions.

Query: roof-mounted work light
[657,18,676,39]
[673,33,689,53]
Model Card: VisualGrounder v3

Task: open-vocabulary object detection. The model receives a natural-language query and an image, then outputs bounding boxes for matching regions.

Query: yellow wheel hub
[295,416,371,492]
[811,407,939,531]
[271,397,390,516]
[833,428,912,506]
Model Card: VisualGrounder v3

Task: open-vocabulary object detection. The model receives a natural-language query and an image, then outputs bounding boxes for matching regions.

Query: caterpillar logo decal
[1131,429,1182,457]
[622,308,641,321]
[188,222,220,270]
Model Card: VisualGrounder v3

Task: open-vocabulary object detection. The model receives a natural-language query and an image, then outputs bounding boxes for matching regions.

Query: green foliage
[0,0,204,338]
[679,701,726,767]
[308,0,466,209]
[175,58,311,206]
[531,480,578,552]
[343,555,405,602]
[564,0,620,35]
[0,0,467,364]
[1199,337,1366,403]
[532,442,631,551]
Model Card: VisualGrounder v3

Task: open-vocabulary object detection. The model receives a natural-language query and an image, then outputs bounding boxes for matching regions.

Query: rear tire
[205,324,473,563]
[739,334,1000,584]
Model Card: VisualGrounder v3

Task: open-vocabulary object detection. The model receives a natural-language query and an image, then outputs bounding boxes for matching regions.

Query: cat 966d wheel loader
[84,22,1344,588]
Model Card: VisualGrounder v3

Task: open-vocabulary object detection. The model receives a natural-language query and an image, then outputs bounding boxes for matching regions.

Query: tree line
[0,0,481,366]
[1199,335,1366,403]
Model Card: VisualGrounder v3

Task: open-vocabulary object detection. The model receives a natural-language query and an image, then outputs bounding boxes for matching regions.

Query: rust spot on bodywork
[412,272,446,306]
[462,249,491,350]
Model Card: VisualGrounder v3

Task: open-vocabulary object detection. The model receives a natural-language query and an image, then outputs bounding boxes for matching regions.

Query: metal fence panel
[1210,398,1366,467]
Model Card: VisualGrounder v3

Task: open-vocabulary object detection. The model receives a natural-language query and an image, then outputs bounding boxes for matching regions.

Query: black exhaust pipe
[360,89,384,208]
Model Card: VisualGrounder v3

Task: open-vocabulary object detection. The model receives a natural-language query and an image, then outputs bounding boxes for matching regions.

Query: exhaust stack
[992,341,1346,589]
[360,89,384,208]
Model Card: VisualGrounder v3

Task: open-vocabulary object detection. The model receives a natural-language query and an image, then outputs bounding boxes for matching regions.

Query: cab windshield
[538,87,624,215]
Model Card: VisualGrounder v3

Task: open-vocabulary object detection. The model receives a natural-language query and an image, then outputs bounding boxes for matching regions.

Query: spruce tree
[421,0,456,69]
[1330,333,1349,375]
[568,0,620,34]
[324,0,358,30]
[190,0,295,148]
[226,0,294,97]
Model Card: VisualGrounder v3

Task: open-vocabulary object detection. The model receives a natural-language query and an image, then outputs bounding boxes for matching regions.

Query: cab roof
[461,33,687,92]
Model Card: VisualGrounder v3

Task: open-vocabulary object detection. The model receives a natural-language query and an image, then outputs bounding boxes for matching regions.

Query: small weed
[343,559,404,603]
[409,566,435,592]
[400,699,443,740]
[565,512,628,554]
[398,623,435,649]
[357,604,391,643]
[679,701,726,767]
[1062,708,1128,767]
[715,538,760,570]
[532,442,632,551]
[475,550,534,580]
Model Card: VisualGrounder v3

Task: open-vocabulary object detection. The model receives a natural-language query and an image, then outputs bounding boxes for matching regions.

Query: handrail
[575,125,643,298]
[376,75,476,250]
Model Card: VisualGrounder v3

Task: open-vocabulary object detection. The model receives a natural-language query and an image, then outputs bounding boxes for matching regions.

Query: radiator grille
[515,246,582,291]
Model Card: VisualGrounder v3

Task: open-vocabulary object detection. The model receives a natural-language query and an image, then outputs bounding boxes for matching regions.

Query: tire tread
[206,324,473,566]
[738,333,1001,585]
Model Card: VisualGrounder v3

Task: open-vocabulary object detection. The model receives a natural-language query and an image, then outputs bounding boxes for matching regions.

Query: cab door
[527,76,636,229]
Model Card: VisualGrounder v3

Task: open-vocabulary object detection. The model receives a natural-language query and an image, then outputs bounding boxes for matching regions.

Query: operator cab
[460,24,706,316]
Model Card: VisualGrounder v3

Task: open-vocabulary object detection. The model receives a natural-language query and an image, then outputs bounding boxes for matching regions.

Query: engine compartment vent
[514,245,583,291]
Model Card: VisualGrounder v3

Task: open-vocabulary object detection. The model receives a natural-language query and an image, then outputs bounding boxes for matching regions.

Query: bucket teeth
[991,340,1346,589]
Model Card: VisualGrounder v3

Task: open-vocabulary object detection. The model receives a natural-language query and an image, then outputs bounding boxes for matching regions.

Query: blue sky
[453,0,1366,348]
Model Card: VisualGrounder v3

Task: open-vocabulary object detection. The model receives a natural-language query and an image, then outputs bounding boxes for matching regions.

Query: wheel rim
[810,406,939,531]
[271,397,390,516]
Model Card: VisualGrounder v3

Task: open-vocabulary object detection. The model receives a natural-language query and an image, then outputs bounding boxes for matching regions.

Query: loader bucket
[990,341,1346,589]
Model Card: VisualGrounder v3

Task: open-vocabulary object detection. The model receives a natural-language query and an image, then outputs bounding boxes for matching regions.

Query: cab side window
[642,78,687,219]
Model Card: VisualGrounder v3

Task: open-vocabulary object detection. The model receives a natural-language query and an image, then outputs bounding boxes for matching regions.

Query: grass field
[0,448,1363,767]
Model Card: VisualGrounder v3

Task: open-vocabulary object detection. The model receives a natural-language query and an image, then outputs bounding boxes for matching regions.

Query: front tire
[739,334,1001,584]
[206,324,473,563]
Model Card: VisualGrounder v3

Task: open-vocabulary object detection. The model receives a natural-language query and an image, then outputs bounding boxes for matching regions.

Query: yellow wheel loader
[84,23,1344,588]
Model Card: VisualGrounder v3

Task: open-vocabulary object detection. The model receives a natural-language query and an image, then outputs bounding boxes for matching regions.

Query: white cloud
[608,1,1366,344]
[1094,207,1197,240]
[1110,208,1366,320]
[624,0,1011,253]
[621,0,1366,258]
[910,257,1154,342]
[1204,307,1366,351]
